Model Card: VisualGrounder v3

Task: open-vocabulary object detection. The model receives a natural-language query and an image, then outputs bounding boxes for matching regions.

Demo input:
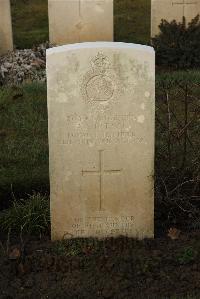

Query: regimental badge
[81,52,121,108]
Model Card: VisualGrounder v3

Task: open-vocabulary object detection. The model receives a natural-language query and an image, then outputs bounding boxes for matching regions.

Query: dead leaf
[0,130,7,137]
[17,262,26,275]
[9,248,21,260]
[31,58,45,68]
[167,227,181,240]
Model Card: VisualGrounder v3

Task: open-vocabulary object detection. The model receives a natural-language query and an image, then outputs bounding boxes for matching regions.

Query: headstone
[48,0,113,45]
[0,0,13,55]
[47,42,155,240]
[151,0,200,36]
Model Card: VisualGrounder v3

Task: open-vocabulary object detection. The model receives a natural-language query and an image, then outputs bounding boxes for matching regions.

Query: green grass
[11,0,49,49]
[114,0,151,44]
[0,193,50,235]
[0,83,49,208]
[10,0,151,49]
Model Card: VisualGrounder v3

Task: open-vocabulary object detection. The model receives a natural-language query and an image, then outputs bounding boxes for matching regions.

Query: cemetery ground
[0,71,200,298]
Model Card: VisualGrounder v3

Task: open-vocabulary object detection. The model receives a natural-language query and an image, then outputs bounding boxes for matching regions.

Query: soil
[1,231,200,299]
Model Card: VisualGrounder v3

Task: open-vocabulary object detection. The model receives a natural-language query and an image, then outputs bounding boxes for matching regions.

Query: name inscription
[58,113,146,145]
[71,215,135,237]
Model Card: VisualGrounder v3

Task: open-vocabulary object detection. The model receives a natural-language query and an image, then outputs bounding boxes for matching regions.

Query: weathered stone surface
[47,42,155,240]
[0,0,13,54]
[48,0,113,44]
[151,0,200,36]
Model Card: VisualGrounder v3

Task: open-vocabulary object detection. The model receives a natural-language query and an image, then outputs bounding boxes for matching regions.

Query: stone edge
[46,42,155,56]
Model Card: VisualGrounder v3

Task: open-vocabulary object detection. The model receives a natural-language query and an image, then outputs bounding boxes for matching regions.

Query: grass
[11,0,49,49]
[0,83,49,208]
[0,193,50,235]
[10,0,151,49]
[176,247,197,265]
[114,0,151,44]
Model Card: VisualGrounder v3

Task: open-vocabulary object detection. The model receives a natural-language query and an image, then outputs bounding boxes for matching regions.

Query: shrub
[0,193,50,235]
[155,70,200,230]
[152,15,200,69]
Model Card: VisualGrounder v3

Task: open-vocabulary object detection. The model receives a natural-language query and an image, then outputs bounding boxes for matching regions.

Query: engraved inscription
[59,113,146,146]
[71,216,135,237]
[82,150,122,211]
[62,131,145,145]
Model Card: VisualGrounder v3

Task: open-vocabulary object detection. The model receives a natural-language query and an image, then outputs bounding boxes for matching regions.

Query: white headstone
[151,0,200,36]
[48,0,113,45]
[47,42,155,240]
[0,0,13,54]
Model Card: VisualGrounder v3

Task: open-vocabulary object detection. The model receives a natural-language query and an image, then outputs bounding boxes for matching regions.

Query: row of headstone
[1,0,200,54]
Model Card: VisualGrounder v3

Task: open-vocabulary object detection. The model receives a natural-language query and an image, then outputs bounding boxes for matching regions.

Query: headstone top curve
[46,42,155,56]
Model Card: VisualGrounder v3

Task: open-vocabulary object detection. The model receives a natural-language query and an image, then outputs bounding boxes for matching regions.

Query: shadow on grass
[0,83,49,208]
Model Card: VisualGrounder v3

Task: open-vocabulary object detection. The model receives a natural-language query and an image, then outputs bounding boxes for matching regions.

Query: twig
[169,179,200,195]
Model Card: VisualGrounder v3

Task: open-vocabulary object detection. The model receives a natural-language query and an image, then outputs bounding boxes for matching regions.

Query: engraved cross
[82,150,122,211]
[172,0,197,16]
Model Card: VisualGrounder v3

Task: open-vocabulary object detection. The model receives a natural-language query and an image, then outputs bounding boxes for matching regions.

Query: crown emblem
[91,52,110,70]
[81,52,122,108]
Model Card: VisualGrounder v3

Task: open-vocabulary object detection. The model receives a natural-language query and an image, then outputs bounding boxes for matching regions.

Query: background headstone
[0,0,13,54]
[48,0,113,45]
[151,0,200,36]
[47,42,155,240]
